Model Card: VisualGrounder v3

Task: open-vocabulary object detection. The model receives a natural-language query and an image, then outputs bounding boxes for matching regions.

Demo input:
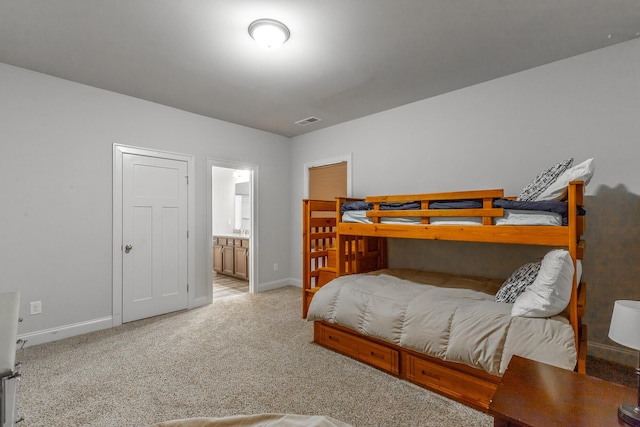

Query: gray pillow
[495,259,542,303]
[517,158,574,201]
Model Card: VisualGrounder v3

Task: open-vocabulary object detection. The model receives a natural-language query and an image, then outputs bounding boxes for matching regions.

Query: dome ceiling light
[248,19,290,49]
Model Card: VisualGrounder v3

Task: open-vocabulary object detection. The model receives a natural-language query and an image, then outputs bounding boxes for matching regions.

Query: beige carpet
[15,286,491,427]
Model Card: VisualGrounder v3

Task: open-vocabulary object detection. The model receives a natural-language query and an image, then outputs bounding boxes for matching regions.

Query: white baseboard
[17,316,113,348]
[257,278,298,292]
[289,278,302,288]
[15,281,301,348]
[588,341,637,367]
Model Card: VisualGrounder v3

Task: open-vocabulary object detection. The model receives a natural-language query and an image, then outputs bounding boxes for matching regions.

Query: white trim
[288,278,302,288]
[208,158,258,295]
[18,317,113,348]
[257,278,294,292]
[303,153,352,198]
[588,341,637,367]
[112,144,196,326]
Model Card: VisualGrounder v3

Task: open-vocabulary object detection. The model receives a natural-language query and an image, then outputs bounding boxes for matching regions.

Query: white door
[122,153,188,322]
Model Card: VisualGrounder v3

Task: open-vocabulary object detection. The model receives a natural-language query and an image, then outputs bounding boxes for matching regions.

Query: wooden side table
[489,355,636,427]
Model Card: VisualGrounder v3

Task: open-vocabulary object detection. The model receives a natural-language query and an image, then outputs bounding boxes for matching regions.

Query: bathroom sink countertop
[214,234,250,239]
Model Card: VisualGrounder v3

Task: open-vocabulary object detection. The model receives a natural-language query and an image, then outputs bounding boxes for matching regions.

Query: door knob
[125,244,133,253]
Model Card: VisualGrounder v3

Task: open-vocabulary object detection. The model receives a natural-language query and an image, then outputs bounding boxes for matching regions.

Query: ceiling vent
[294,116,322,126]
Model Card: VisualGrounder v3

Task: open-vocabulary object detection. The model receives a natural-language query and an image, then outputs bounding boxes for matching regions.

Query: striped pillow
[517,158,574,201]
[495,259,542,303]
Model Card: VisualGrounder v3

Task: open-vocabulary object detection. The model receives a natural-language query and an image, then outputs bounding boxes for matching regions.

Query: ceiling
[1,1,639,137]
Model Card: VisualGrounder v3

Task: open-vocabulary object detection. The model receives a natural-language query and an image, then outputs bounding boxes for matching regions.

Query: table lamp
[609,300,640,426]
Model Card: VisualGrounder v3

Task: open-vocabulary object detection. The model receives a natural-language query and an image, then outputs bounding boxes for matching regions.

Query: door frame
[113,144,196,327]
[303,153,353,198]
[208,158,258,295]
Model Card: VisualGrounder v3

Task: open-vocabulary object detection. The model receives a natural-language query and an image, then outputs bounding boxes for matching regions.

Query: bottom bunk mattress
[306,269,576,376]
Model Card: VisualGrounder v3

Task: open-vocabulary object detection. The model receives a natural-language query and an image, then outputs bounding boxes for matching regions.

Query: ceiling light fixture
[248,19,290,49]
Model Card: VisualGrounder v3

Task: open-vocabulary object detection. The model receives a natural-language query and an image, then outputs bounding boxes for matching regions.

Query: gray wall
[212,167,236,235]
[290,38,640,364]
[0,62,292,343]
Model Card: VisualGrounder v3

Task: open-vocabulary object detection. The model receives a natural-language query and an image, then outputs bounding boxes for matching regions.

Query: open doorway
[207,159,257,301]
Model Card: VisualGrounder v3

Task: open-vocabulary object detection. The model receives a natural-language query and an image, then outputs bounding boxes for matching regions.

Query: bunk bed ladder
[303,198,387,318]
[302,200,338,318]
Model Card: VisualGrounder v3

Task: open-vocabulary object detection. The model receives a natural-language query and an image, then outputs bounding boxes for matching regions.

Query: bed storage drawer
[405,354,497,409]
[315,322,399,375]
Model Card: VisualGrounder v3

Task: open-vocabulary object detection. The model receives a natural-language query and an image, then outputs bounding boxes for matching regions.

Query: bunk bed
[301,159,592,411]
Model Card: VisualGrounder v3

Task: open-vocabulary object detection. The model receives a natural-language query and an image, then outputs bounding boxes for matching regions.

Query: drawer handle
[369,351,385,359]
[421,370,440,380]
[328,335,340,343]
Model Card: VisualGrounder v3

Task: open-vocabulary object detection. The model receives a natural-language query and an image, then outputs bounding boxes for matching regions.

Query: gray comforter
[307,270,576,376]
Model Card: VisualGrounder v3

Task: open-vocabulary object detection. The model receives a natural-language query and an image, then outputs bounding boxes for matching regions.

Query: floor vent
[295,116,322,126]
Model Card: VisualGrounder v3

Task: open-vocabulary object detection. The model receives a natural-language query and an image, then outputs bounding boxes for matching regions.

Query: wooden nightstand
[489,355,636,427]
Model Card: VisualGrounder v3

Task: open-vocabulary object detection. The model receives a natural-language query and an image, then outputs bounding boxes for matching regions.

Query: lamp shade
[609,300,640,350]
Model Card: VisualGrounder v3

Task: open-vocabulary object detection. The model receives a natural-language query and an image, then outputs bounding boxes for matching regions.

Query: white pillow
[536,158,595,201]
[517,158,573,201]
[511,249,574,317]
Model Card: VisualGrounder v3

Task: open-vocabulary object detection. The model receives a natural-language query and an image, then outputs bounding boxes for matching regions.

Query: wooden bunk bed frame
[302,181,587,412]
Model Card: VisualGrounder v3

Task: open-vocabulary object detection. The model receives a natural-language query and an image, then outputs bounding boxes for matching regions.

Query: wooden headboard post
[567,181,585,361]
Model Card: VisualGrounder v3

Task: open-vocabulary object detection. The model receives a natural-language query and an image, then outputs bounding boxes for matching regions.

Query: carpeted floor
[15,286,490,427]
[586,353,635,388]
[14,286,634,426]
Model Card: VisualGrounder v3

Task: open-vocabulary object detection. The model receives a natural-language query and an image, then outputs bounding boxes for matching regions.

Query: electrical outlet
[273,263,278,271]
[30,301,42,315]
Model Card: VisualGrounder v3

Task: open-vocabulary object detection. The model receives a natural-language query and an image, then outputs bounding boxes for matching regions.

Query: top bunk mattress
[340,199,583,226]
[341,209,563,226]
[338,158,595,228]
